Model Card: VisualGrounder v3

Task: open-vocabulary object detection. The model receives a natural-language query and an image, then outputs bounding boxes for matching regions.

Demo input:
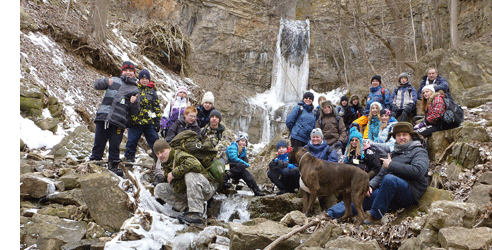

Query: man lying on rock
[326,122,429,224]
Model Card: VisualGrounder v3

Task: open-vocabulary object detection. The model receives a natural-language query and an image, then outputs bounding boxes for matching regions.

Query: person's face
[122,69,135,78]
[277,146,288,155]
[203,102,213,111]
[139,77,149,86]
[381,114,390,123]
[322,105,332,115]
[423,89,433,100]
[352,99,359,105]
[427,69,437,81]
[350,137,360,148]
[303,97,313,106]
[209,115,220,127]
[238,139,247,148]
[341,100,348,106]
[177,92,187,98]
[311,135,322,145]
[184,112,197,124]
[371,79,380,88]
[156,148,171,163]
[400,77,408,84]
[395,132,412,145]
[371,105,379,116]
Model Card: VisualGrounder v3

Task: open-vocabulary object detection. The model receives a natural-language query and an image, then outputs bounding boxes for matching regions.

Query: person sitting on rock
[304,128,339,163]
[389,73,417,122]
[196,91,216,128]
[326,122,429,225]
[316,100,347,148]
[365,75,391,115]
[267,140,300,195]
[160,86,191,137]
[223,132,265,196]
[335,95,352,131]
[364,109,398,154]
[417,67,453,101]
[153,139,217,225]
[343,127,381,178]
[414,85,459,137]
[347,94,364,129]
[165,106,201,142]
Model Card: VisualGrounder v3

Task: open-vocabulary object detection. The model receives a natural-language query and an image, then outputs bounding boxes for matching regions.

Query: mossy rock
[392,187,452,224]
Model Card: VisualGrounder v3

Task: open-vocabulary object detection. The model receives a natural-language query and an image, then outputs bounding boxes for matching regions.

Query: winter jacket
[160,96,191,130]
[94,75,140,129]
[196,105,215,128]
[286,102,317,144]
[335,104,352,131]
[270,152,297,170]
[365,86,391,115]
[155,148,213,194]
[344,149,381,177]
[369,140,429,202]
[304,140,338,163]
[200,123,234,161]
[226,142,249,167]
[347,100,364,129]
[165,115,201,142]
[389,83,417,112]
[417,75,453,100]
[316,103,347,146]
[367,116,381,142]
[345,127,364,162]
[424,92,446,125]
[352,115,369,139]
[370,120,397,153]
[130,82,161,127]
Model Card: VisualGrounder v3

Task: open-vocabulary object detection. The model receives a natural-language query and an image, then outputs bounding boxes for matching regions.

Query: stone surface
[426,200,478,230]
[392,187,452,224]
[20,173,56,199]
[438,227,492,250]
[49,126,95,160]
[324,235,382,250]
[23,214,87,246]
[466,183,492,210]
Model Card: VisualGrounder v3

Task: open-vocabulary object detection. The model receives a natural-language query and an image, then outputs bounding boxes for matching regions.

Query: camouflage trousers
[154,172,216,214]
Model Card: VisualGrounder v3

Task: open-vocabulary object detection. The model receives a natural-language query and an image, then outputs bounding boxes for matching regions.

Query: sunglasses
[350,138,359,142]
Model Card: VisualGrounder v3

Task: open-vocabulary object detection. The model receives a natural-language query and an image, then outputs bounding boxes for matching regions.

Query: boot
[109,161,123,177]
[222,171,232,190]
[246,179,265,196]
[178,212,204,225]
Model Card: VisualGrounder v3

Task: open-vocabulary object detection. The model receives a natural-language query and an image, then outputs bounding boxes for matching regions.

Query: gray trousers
[154,172,216,214]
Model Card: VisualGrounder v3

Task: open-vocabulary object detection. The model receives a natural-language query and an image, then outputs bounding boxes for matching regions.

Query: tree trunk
[384,0,406,73]
[450,0,460,48]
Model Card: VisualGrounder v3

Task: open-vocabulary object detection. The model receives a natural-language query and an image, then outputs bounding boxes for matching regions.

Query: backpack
[442,97,464,126]
[169,130,218,170]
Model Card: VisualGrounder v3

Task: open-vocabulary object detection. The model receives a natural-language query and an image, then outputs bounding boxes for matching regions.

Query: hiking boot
[109,162,123,177]
[178,212,204,225]
[253,187,265,196]
[363,211,381,225]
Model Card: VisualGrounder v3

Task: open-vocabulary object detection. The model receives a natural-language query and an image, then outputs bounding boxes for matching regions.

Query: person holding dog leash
[326,122,429,225]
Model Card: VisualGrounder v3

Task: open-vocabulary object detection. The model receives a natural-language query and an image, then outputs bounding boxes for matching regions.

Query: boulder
[392,187,452,224]
[247,193,305,221]
[477,171,492,185]
[228,218,308,250]
[35,117,60,133]
[49,126,95,160]
[47,188,87,207]
[449,142,482,169]
[323,235,382,250]
[78,172,133,232]
[426,200,478,230]
[20,173,56,199]
[86,222,106,239]
[294,223,343,250]
[438,227,492,249]
[20,6,38,32]
[58,171,81,190]
[466,183,492,210]
[38,204,79,220]
[280,210,308,227]
[23,214,87,247]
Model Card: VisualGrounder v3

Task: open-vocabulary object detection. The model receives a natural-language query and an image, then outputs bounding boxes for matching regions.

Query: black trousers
[227,162,256,187]
[90,121,124,165]
[268,167,300,192]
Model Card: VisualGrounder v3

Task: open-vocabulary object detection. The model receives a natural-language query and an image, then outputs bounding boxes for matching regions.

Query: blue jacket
[226,142,249,167]
[273,153,297,169]
[304,140,338,162]
[364,86,390,115]
[286,102,317,144]
[417,75,453,100]
[389,83,417,111]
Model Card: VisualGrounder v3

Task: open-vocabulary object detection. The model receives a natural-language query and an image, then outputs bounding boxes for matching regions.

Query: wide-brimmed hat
[386,122,417,141]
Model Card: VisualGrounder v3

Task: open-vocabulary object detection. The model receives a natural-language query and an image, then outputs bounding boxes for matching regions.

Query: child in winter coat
[347,94,365,128]
[316,100,347,147]
[286,92,317,147]
[389,73,417,122]
[124,69,162,163]
[89,61,140,175]
[165,106,201,142]
[224,132,265,196]
[335,95,352,131]
[314,95,326,120]
[267,140,300,195]
[196,91,216,128]
[160,86,191,137]
[365,75,391,115]
[366,109,397,154]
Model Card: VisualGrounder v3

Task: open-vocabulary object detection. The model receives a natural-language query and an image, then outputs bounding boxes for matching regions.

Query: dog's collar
[299,151,310,165]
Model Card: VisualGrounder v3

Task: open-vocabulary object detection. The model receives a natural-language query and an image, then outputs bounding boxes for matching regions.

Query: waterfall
[251,18,310,143]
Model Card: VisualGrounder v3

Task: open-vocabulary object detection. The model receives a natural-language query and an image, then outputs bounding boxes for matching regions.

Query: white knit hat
[422,85,435,93]
[201,91,214,105]
[176,86,189,95]
[370,101,382,111]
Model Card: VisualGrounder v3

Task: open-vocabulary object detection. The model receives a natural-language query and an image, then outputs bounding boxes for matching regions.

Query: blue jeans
[124,124,159,161]
[326,174,417,220]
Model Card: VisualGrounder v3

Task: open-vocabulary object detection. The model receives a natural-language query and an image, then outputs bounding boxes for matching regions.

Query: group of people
[88,62,456,226]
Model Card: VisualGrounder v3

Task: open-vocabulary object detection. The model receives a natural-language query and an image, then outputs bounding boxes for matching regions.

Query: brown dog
[289,147,370,224]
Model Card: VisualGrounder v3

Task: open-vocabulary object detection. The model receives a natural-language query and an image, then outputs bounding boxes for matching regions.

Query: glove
[414,123,425,130]
[404,105,414,114]
[153,174,165,186]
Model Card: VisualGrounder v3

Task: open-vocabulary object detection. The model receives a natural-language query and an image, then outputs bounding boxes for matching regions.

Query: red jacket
[425,93,446,124]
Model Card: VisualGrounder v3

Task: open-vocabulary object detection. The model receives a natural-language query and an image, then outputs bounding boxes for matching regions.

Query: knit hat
[202,91,215,105]
[370,102,382,111]
[276,140,288,150]
[371,75,382,85]
[347,127,364,159]
[209,109,222,122]
[310,128,323,138]
[176,86,189,95]
[422,85,435,93]
[387,122,417,141]
[303,91,314,100]
[380,108,391,116]
[121,61,136,72]
[321,100,333,108]
[341,96,349,103]
[398,72,410,83]
[153,139,170,153]
[138,69,151,80]
[236,132,249,145]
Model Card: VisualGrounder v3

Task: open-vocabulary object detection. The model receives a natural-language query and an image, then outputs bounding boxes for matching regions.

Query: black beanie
[303,92,314,100]
[209,109,222,122]
[121,61,136,72]
[371,75,382,85]
[341,96,349,102]
[139,69,151,80]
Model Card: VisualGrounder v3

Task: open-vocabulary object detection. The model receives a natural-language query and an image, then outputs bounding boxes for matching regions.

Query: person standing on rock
[286,91,317,148]
[417,67,453,101]
[160,86,191,137]
[196,91,216,128]
[153,139,217,225]
[89,61,140,176]
[389,72,417,122]
[124,69,161,163]
[326,122,429,225]
[316,100,347,148]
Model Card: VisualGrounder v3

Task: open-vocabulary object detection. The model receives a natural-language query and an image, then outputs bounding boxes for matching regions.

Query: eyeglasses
[304,97,313,100]
[187,115,197,119]
[350,138,359,142]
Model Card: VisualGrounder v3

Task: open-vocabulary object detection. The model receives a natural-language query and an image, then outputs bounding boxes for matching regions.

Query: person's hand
[366,186,373,197]
[363,141,371,150]
[130,94,138,103]
[414,123,424,130]
[167,172,174,183]
[380,153,392,169]
[108,75,113,85]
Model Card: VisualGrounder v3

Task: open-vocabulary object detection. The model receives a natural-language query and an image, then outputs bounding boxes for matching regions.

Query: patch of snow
[20,115,65,150]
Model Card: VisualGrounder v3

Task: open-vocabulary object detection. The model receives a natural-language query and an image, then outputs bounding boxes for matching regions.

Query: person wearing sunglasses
[286,91,317,148]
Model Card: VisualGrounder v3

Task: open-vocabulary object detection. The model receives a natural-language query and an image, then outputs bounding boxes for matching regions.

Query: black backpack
[442,97,464,126]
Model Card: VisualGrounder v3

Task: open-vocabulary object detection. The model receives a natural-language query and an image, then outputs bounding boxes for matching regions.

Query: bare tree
[450,0,460,48]
[84,0,109,42]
